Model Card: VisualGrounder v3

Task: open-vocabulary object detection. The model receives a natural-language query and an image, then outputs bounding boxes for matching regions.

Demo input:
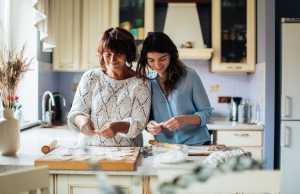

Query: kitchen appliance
[50,92,66,125]
[280,18,300,194]
[230,97,242,121]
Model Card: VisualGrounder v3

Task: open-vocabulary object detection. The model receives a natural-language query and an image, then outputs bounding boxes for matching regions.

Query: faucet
[41,91,55,127]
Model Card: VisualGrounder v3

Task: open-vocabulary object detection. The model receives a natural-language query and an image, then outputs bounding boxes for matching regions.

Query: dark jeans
[202,140,211,145]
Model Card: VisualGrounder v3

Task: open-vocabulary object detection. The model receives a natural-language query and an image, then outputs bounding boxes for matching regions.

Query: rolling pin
[41,140,58,154]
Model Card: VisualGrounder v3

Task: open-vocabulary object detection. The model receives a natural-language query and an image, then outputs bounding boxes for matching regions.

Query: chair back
[0,166,49,194]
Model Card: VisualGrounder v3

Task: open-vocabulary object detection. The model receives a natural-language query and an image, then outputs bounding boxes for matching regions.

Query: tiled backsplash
[184,60,265,121]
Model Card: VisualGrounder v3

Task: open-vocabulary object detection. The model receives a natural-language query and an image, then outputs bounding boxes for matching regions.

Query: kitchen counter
[0,126,253,194]
[207,121,264,131]
[0,127,202,176]
[0,120,263,174]
[0,127,203,194]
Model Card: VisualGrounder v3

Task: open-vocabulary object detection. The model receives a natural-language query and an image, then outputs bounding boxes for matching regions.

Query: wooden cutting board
[187,144,226,156]
[35,146,140,171]
[149,140,226,156]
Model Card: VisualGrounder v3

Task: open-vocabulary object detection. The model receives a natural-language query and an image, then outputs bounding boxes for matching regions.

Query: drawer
[217,131,263,146]
[241,147,263,161]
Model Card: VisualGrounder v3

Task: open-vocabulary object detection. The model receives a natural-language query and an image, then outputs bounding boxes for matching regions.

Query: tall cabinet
[81,0,112,70]
[211,0,256,73]
[53,0,112,71]
[53,0,81,71]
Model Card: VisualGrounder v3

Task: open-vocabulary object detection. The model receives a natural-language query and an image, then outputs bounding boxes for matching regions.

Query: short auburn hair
[97,27,136,68]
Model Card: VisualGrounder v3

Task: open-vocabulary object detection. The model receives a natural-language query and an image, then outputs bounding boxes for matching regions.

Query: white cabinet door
[280,121,300,194]
[216,130,264,161]
[281,22,300,120]
[56,174,143,194]
[81,0,112,70]
[217,131,263,146]
[53,0,81,71]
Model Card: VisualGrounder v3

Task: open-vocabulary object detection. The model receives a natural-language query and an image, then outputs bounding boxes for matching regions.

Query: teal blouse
[150,67,212,145]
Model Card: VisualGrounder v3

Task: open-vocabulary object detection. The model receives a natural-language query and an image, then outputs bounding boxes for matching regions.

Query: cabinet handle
[284,96,292,117]
[234,133,250,137]
[281,126,292,148]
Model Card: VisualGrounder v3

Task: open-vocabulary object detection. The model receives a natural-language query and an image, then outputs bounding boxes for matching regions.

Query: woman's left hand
[163,116,186,131]
[97,123,116,138]
[97,121,130,138]
[98,129,116,138]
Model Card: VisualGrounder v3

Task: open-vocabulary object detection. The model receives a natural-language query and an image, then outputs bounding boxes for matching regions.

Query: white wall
[0,0,5,46]
[0,0,10,47]
[9,0,39,121]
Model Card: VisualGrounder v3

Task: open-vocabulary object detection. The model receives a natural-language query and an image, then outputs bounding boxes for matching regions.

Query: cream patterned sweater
[68,69,151,146]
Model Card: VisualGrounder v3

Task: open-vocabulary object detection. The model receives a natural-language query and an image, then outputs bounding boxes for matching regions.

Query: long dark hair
[136,32,186,92]
[97,27,136,69]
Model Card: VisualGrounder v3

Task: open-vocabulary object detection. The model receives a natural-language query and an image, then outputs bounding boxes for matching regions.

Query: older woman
[68,27,151,146]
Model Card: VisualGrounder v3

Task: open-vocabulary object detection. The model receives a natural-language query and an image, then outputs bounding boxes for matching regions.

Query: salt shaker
[255,103,261,124]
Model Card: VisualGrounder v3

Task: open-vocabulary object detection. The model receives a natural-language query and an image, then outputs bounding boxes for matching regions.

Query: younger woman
[137,32,212,145]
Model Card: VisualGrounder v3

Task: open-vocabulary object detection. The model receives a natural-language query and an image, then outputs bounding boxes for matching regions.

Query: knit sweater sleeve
[67,70,96,131]
[121,80,151,138]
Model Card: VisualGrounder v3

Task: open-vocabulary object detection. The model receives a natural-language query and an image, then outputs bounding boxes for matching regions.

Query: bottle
[238,100,245,123]
[230,97,242,121]
[244,99,251,123]
[230,98,237,121]
[246,102,253,123]
[254,103,261,124]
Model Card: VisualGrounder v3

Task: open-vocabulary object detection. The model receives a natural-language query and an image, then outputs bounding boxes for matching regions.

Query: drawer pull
[234,133,250,137]
[284,96,292,117]
[281,126,292,148]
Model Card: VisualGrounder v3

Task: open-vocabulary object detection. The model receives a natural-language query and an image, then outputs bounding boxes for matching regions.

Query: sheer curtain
[0,0,10,48]
[34,0,56,52]
[0,0,9,118]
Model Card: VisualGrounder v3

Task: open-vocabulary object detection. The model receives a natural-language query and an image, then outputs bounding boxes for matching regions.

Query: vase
[0,109,20,156]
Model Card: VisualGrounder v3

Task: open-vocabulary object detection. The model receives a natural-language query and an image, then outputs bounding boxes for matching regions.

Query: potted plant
[0,46,30,156]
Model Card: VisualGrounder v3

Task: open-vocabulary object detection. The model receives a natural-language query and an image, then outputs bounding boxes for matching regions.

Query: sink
[20,121,42,131]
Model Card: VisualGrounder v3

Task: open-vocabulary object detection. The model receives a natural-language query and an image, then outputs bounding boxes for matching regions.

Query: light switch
[210,84,220,92]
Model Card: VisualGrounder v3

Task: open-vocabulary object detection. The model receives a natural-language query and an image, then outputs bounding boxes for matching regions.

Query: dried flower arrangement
[0,46,31,109]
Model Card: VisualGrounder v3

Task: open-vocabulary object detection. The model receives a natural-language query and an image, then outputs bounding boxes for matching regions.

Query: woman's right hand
[75,115,96,136]
[147,121,163,135]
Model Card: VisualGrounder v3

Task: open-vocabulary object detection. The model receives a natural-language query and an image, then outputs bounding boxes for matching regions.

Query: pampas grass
[0,46,31,109]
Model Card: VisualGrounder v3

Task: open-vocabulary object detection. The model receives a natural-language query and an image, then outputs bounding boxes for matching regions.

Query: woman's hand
[97,122,130,138]
[97,123,116,138]
[147,121,163,135]
[163,115,201,131]
[75,115,96,136]
[162,116,186,131]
